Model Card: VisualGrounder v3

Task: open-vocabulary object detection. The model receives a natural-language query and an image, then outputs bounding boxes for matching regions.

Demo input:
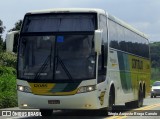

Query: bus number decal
[34,84,47,88]
[132,59,143,69]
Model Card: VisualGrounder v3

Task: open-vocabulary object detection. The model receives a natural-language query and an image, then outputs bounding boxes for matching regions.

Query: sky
[0,0,160,42]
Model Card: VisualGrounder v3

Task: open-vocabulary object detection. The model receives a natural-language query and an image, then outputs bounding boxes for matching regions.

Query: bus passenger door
[97,15,108,107]
[97,45,107,107]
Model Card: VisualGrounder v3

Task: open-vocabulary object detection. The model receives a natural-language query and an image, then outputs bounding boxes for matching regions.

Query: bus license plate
[48,100,60,104]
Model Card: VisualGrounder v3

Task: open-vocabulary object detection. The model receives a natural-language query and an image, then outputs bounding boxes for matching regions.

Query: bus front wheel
[107,88,115,112]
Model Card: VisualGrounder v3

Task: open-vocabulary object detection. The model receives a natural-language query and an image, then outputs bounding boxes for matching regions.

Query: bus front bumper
[18,91,100,110]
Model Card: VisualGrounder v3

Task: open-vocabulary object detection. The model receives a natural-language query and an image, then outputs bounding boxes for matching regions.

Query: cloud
[130,19,160,41]
[130,22,150,32]
[0,0,160,41]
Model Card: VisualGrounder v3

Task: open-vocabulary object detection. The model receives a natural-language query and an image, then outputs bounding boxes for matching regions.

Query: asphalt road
[1,96,160,119]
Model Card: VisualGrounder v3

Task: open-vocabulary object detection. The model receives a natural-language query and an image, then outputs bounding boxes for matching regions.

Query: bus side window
[98,45,106,83]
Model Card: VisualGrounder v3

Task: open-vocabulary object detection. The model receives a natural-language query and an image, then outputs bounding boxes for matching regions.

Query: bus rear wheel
[135,87,143,108]
[40,109,53,116]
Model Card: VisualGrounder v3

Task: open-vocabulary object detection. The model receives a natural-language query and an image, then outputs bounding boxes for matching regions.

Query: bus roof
[27,8,148,39]
[27,8,106,14]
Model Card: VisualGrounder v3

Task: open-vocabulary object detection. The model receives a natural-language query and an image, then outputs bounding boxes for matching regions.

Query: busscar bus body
[6,8,150,116]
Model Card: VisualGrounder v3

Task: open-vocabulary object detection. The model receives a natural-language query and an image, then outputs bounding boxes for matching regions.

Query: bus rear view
[17,9,102,116]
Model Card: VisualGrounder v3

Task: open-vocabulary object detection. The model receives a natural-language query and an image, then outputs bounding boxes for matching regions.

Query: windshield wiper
[34,45,52,80]
[34,55,50,80]
[55,49,73,82]
[57,56,73,80]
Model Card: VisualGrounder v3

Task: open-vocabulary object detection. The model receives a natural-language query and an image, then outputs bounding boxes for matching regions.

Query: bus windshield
[18,34,96,81]
[18,13,97,82]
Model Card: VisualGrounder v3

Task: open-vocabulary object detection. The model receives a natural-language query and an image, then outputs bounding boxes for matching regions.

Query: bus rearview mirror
[6,31,19,53]
[94,30,102,54]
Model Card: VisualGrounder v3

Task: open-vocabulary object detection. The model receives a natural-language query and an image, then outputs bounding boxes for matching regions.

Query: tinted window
[108,19,149,58]
[18,34,96,81]
[108,20,119,49]
[98,15,108,83]
[22,13,96,32]
[99,15,108,66]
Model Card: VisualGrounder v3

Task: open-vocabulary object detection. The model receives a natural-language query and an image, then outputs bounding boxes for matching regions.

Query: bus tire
[135,87,143,108]
[107,87,115,112]
[40,109,53,116]
[143,84,146,98]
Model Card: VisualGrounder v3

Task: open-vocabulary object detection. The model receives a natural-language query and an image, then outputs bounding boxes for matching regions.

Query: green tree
[0,20,17,108]
[150,42,160,82]
[0,19,5,52]
[0,19,5,35]
[150,42,160,68]
[9,20,22,32]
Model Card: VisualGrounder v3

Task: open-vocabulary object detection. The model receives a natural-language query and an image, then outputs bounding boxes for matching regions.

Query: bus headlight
[77,85,96,93]
[17,85,32,93]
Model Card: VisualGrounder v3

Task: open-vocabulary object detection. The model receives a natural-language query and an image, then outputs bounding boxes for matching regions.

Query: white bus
[7,8,150,116]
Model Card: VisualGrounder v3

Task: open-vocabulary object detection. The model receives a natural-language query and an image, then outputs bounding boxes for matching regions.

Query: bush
[0,52,17,68]
[0,67,17,108]
[0,91,17,108]
[0,66,16,76]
